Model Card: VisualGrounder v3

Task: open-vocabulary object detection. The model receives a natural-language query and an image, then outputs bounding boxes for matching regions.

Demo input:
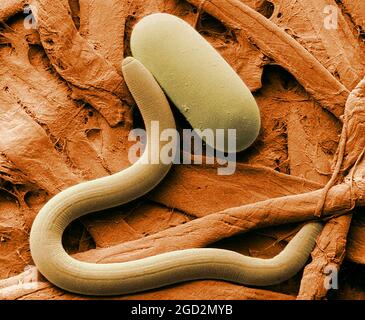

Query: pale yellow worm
[29,57,323,296]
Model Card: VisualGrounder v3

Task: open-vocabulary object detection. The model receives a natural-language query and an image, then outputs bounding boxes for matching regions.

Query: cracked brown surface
[0,0,365,300]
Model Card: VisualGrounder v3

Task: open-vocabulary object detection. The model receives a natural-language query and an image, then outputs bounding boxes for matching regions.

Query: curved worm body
[29,57,323,296]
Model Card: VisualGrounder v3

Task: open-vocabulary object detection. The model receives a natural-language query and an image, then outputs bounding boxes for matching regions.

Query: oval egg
[130,13,261,152]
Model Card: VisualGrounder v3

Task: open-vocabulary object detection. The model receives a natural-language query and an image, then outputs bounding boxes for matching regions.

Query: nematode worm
[29,56,323,296]
[29,13,323,296]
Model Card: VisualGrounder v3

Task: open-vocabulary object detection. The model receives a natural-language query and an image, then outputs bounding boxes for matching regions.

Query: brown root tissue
[0,0,365,300]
